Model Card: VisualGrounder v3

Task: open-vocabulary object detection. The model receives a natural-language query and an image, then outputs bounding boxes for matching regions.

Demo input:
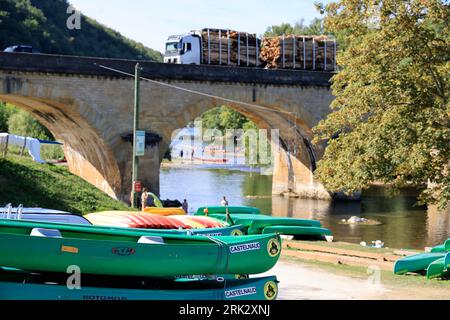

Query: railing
[0,203,23,220]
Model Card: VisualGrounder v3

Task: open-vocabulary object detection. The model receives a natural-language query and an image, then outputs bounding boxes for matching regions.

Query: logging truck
[164,28,336,71]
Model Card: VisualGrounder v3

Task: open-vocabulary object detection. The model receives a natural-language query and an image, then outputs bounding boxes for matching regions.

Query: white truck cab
[164,32,202,65]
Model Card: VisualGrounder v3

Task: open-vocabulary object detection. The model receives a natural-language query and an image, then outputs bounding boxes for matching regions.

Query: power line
[94,62,317,175]
[94,63,294,116]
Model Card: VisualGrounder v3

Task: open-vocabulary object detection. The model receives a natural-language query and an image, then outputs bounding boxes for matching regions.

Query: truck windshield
[165,42,179,53]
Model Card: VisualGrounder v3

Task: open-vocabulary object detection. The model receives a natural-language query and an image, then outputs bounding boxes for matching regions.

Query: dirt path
[262,260,386,300]
[262,259,449,300]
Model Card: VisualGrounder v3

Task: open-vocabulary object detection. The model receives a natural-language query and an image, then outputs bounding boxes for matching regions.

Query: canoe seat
[30,228,62,238]
[138,236,165,244]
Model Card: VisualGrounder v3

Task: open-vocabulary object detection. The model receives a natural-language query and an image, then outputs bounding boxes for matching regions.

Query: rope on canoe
[206,235,231,290]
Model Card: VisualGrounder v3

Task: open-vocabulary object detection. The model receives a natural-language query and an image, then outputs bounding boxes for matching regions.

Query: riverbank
[0,156,130,214]
[265,241,450,300]
[161,159,262,173]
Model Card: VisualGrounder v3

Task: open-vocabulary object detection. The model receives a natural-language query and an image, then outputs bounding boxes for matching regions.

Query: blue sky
[69,0,331,52]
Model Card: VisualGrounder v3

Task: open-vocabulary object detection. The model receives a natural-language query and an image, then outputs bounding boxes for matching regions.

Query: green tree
[0,0,162,61]
[0,102,10,132]
[0,102,19,132]
[201,107,223,131]
[201,106,253,132]
[7,109,53,140]
[313,0,449,208]
[264,18,327,37]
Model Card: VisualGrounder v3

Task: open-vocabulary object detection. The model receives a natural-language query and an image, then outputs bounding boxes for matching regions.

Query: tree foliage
[7,109,53,140]
[0,0,162,61]
[264,18,327,37]
[0,102,15,132]
[313,0,449,208]
[201,106,253,132]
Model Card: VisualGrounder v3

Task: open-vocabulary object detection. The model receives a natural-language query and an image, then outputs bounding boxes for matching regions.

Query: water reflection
[160,167,450,249]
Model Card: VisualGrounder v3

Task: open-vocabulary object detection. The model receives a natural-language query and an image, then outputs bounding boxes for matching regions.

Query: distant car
[3,45,40,53]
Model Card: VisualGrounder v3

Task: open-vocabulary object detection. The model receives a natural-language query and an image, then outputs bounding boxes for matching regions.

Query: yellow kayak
[143,207,186,216]
[169,215,228,229]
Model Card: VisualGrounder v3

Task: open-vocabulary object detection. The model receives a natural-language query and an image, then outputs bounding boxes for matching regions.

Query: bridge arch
[0,53,336,202]
[0,94,122,199]
[144,81,330,200]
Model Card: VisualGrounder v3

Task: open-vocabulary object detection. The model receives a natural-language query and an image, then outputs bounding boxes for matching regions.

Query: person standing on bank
[182,199,188,213]
[141,188,149,211]
[221,196,229,206]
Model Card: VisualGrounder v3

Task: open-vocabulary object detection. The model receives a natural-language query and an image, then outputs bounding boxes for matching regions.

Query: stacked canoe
[0,267,278,300]
[196,206,333,241]
[0,218,281,300]
[394,239,450,279]
[84,211,245,236]
[143,207,185,216]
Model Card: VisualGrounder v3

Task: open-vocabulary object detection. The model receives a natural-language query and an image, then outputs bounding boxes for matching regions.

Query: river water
[160,166,450,250]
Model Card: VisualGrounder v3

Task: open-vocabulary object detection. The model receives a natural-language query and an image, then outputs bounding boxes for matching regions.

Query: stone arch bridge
[0,52,335,202]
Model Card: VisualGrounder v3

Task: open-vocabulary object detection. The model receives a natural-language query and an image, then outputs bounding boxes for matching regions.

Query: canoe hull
[0,274,278,300]
[262,225,332,237]
[0,220,281,277]
[394,252,446,275]
[143,207,186,216]
[430,244,446,253]
[203,213,330,238]
[426,253,450,279]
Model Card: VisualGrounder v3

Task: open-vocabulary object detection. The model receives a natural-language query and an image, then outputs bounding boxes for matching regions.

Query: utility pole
[131,63,141,208]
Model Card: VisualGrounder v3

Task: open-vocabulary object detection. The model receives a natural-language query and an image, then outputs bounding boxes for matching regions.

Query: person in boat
[141,188,149,211]
[182,199,188,213]
[221,196,229,206]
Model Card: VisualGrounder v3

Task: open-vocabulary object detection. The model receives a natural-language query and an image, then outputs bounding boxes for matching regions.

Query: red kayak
[84,212,191,229]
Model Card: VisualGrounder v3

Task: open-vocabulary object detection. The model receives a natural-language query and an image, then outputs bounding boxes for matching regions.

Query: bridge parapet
[0,52,332,86]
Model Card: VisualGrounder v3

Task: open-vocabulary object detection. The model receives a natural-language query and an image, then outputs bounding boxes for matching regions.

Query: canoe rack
[0,204,23,220]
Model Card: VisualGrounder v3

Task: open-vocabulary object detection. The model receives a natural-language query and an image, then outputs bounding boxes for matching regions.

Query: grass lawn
[288,240,421,255]
[0,155,131,214]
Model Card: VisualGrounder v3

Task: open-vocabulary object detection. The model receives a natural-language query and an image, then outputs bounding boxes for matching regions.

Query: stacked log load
[201,28,261,67]
[260,35,336,70]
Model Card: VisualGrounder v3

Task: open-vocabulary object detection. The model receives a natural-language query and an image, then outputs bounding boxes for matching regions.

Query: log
[201,28,261,67]
[260,35,336,70]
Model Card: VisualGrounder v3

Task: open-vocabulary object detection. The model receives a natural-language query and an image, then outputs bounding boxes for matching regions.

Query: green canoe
[430,244,446,253]
[197,206,261,215]
[262,225,332,237]
[0,268,279,300]
[429,239,450,253]
[197,213,330,239]
[178,225,245,236]
[14,215,245,237]
[0,219,281,277]
[426,253,450,279]
[247,217,322,234]
[394,252,446,275]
